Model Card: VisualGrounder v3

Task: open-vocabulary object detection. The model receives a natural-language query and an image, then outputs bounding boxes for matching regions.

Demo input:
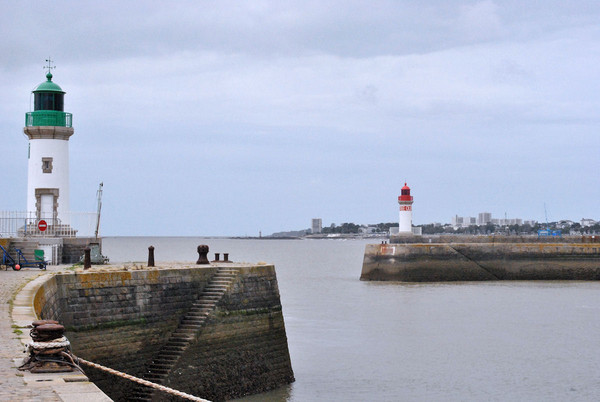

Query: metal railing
[0,211,97,238]
[25,111,73,127]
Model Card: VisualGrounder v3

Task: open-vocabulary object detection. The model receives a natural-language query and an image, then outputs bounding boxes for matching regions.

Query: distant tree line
[321,222,402,234]
[322,222,362,234]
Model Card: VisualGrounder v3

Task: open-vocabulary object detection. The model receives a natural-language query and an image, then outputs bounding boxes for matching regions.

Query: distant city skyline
[309,214,597,231]
[1,2,598,236]
[451,212,534,229]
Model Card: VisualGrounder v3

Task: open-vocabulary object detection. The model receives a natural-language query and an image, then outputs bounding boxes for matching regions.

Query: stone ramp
[131,267,240,401]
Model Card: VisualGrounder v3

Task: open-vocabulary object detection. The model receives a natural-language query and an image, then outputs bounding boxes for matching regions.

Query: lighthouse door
[40,194,54,221]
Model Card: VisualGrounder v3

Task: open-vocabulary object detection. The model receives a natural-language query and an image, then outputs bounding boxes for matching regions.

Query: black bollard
[196,245,210,264]
[213,253,220,262]
[84,247,91,269]
[223,253,231,263]
[148,246,155,267]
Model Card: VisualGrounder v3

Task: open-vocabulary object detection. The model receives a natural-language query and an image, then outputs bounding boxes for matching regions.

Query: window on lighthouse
[34,93,64,111]
[42,157,53,173]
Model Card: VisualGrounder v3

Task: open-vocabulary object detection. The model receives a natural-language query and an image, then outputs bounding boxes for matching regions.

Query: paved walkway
[3,264,113,402]
[0,265,62,401]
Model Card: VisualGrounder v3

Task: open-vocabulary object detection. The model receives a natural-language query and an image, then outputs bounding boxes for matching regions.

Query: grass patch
[11,324,24,335]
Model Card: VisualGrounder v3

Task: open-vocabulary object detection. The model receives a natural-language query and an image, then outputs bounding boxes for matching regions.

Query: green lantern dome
[33,73,65,94]
[25,70,72,128]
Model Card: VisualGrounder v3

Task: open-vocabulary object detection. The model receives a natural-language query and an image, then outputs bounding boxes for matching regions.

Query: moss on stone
[65,317,147,332]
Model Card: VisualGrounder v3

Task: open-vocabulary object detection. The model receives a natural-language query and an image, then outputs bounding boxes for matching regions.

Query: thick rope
[27,336,70,351]
[76,357,211,402]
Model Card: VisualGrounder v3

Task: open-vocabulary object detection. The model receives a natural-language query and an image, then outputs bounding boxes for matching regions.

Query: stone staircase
[8,239,38,263]
[130,267,239,401]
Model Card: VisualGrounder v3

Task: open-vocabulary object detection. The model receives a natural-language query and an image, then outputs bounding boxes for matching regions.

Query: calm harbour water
[103,237,600,401]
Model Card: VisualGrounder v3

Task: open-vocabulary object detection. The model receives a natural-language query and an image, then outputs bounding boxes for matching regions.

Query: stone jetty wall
[164,265,294,400]
[389,234,599,244]
[33,264,294,401]
[361,243,600,281]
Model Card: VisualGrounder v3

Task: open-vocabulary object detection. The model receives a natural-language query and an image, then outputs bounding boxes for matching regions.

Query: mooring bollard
[84,247,91,269]
[196,245,210,264]
[19,320,75,373]
[223,253,231,263]
[213,253,220,262]
[148,246,155,267]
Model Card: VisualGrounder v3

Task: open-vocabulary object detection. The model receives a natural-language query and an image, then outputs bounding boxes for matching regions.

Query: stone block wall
[61,237,99,264]
[33,264,294,401]
[389,234,593,244]
[162,265,294,401]
[36,267,214,399]
[361,243,600,281]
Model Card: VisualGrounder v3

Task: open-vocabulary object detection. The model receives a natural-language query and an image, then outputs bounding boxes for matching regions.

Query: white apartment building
[311,218,322,234]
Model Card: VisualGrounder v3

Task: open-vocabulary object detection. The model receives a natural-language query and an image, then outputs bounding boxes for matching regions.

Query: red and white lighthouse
[398,183,413,233]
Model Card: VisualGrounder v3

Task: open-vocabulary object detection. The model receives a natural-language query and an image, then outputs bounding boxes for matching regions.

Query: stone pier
[361,242,600,281]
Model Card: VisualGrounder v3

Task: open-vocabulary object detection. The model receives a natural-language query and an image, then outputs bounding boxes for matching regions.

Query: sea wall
[163,265,294,400]
[33,264,294,401]
[361,243,600,281]
[389,234,600,244]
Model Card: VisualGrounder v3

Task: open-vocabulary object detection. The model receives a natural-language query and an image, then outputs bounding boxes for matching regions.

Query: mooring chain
[76,357,211,402]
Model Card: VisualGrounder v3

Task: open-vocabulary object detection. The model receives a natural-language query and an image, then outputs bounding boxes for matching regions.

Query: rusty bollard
[83,247,91,269]
[148,246,155,267]
[19,320,74,373]
[196,245,210,264]
[223,253,232,263]
[213,253,220,262]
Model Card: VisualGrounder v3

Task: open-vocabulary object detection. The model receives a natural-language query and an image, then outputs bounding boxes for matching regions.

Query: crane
[95,182,103,240]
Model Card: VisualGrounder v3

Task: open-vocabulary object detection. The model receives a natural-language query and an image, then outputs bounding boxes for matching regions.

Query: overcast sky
[1,1,599,236]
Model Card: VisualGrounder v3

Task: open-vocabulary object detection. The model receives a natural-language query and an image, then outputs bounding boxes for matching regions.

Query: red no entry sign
[38,220,48,232]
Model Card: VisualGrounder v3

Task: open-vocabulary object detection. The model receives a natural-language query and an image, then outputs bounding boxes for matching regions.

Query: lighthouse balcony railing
[0,211,97,238]
[25,111,72,127]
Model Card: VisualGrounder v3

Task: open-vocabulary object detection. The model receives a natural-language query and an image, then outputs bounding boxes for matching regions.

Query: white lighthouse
[398,182,413,233]
[24,61,73,229]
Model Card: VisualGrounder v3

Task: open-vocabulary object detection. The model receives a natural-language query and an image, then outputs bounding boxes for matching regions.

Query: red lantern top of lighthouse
[398,182,413,202]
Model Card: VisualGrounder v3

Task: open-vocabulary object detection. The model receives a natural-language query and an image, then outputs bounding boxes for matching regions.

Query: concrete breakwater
[361,243,600,281]
[389,234,600,244]
[32,263,294,401]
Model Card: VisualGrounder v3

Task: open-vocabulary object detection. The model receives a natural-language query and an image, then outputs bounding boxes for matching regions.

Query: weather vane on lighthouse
[44,58,55,75]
